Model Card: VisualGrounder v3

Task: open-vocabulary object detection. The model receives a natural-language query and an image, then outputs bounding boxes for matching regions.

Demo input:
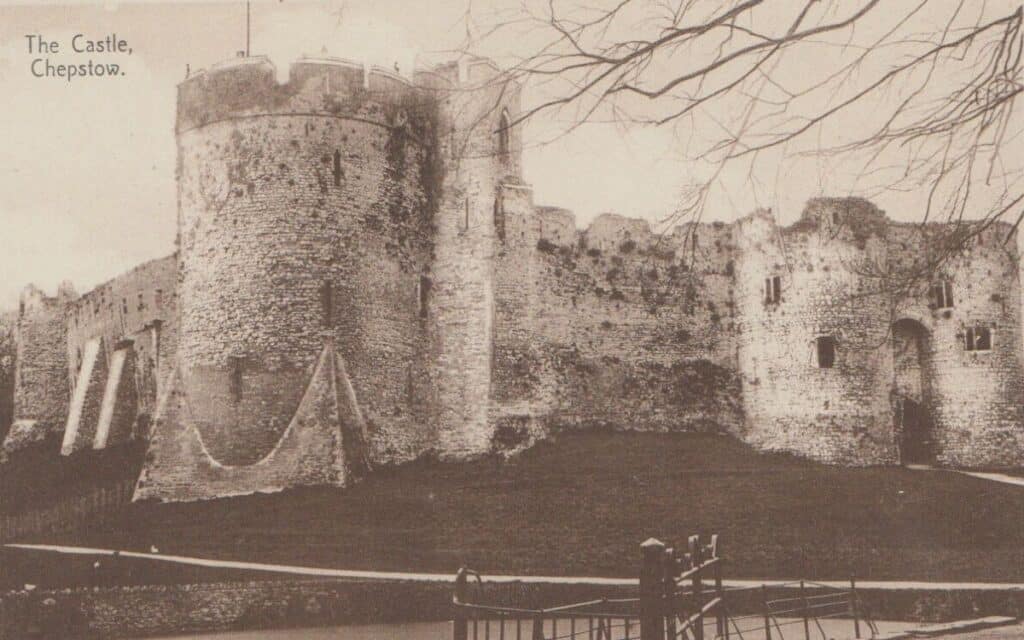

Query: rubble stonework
[0,311,15,445]
[2,55,1023,501]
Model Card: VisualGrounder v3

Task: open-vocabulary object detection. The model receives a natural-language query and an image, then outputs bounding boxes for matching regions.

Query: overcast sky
[0,0,1021,309]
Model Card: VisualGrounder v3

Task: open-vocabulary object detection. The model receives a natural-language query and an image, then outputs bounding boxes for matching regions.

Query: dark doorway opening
[896,396,934,465]
[892,318,934,465]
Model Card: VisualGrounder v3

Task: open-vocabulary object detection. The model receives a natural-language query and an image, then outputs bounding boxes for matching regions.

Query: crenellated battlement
[176,53,516,135]
[177,55,434,133]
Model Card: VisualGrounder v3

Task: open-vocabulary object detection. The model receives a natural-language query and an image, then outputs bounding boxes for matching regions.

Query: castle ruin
[1,54,1022,502]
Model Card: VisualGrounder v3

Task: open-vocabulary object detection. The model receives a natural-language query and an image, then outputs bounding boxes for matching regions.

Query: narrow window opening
[122,298,128,315]
[418,276,432,319]
[137,292,144,312]
[333,150,342,186]
[817,336,837,368]
[764,275,781,305]
[497,110,511,160]
[932,280,954,309]
[493,196,505,242]
[155,289,163,309]
[320,281,334,327]
[463,198,470,232]
[229,355,244,402]
[965,326,992,352]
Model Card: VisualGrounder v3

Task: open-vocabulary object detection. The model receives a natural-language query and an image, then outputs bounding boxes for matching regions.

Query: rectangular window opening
[418,276,432,319]
[933,281,954,309]
[228,355,244,402]
[320,281,334,327]
[817,336,837,368]
[965,326,992,352]
[764,275,781,305]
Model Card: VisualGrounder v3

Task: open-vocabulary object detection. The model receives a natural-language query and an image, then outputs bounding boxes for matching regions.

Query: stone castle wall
[732,199,1024,466]
[418,58,523,459]
[888,220,1024,466]
[3,285,74,456]
[3,54,1024,503]
[734,200,898,465]
[0,312,16,445]
[489,189,743,449]
[64,254,178,447]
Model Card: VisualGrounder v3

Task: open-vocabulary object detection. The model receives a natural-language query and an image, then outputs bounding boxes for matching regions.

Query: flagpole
[245,0,250,56]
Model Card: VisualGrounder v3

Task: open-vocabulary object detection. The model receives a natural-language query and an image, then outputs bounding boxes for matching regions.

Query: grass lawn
[22,431,1024,582]
[0,438,144,515]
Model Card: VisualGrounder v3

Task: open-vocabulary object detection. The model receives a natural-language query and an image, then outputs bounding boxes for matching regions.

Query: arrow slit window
[817,336,837,368]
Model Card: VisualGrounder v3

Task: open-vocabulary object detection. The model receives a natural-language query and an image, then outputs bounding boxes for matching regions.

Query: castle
[1,54,1022,503]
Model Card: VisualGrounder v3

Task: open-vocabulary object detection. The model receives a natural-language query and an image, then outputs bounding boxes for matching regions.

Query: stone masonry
[2,54,1024,501]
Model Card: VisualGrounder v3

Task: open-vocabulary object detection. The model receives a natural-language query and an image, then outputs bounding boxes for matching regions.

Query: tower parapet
[176,56,427,134]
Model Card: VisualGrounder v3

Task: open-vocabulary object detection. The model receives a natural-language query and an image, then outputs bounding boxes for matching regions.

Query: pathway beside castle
[9,543,1024,592]
[905,465,1024,487]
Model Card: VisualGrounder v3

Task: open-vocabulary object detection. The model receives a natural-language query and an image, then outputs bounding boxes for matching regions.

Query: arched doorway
[892,319,934,464]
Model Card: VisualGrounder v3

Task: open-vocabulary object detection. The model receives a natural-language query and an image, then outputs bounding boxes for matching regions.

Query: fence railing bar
[814,611,852,621]
[769,600,850,617]
[674,557,722,586]
[766,591,850,606]
[675,597,723,638]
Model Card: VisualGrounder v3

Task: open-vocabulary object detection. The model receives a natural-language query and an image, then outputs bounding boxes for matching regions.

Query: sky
[0,0,1021,308]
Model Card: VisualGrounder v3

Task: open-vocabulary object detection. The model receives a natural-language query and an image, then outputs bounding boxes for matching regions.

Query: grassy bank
[15,432,1024,582]
[0,438,143,515]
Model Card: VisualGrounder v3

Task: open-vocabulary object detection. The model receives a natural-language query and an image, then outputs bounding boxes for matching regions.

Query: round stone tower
[733,199,898,465]
[174,55,438,467]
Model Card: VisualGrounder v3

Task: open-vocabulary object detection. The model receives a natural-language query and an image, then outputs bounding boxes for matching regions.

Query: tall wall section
[888,221,1024,467]
[64,254,178,449]
[734,199,898,465]
[415,59,523,459]
[489,193,743,447]
[0,311,16,444]
[171,55,436,478]
[2,284,75,457]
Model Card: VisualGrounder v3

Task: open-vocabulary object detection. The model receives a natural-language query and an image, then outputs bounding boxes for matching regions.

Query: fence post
[714,539,725,640]
[762,585,771,640]
[689,535,704,640]
[454,568,469,640]
[800,580,809,640]
[532,613,545,640]
[851,577,861,640]
[663,547,677,640]
[640,538,667,640]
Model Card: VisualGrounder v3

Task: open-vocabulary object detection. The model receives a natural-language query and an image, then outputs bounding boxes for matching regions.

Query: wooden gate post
[663,547,677,640]
[851,577,861,640]
[714,537,726,640]
[689,535,704,640]
[454,568,469,640]
[762,585,771,640]
[532,613,545,640]
[641,538,667,640]
[800,580,809,640]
